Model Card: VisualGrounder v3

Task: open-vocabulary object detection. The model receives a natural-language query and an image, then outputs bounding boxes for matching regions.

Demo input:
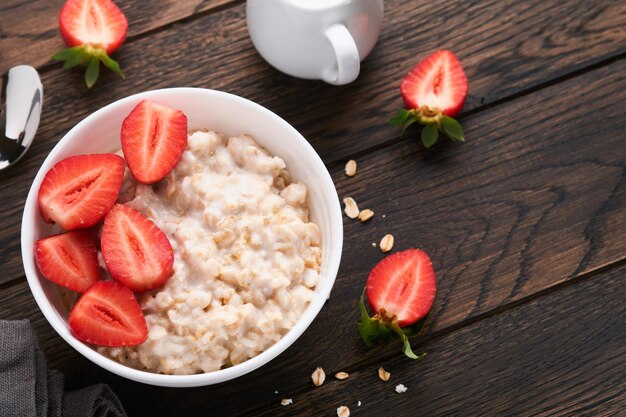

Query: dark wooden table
[1,1,625,416]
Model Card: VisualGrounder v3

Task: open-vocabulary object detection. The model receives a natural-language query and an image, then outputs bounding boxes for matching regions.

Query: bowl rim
[21,87,343,387]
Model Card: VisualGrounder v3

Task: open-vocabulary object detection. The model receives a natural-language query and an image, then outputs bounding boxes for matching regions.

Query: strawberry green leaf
[358,288,369,321]
[53,46,90,69]
[85,57,100,89]
[390,321,427,361]
[378,318,393,343]
[53,45,125,89]
[357,320,380,347]
[357,288,381,346]
[389,109,413,126]
[99,52,125,79]
[52,47,81,61]
[62,53,86,70]
[401,315,427,337]
[357,288,427,359]
[421,123,439,148]
[441,116,465,142]
[401,117,417,137]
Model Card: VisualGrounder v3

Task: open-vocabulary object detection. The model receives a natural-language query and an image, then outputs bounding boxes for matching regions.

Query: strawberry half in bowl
[21,88,343,387]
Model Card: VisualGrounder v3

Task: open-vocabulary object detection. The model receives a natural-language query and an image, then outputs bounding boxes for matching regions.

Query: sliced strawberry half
[357,249,436,360]
[53,0,128,88]
[366,249,436,326]
[35,230,99,293]
[69,281,148,347]
[401,50,468,118]
[391,50,468,147]
[101,204,174,292]
[121,100,188,184]
[38,154,125,230]
[59,0,127,55]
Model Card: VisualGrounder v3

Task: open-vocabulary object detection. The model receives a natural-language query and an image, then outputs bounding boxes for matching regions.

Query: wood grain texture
[1,1,626,415]
[1,58,624,417]
[253,265,626,417]
[0,0,240,74]
[0,0,625,285]
[1,266,623,417]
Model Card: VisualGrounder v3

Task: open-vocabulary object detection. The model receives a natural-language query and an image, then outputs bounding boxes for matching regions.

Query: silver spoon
[0,65,43,170]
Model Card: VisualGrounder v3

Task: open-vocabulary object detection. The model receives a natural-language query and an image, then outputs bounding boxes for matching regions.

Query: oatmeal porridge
[98,130,322,374]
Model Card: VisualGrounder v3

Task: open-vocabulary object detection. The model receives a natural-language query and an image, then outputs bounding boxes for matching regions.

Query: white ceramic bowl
[21,88,343,387]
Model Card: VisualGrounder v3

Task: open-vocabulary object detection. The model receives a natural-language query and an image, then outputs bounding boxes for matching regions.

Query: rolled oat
[345,160,357,177]
[380,234,394,253]
[358,209,374,222]
[337,406,350,417]
[343,197,360,219]
[312,367,325,387]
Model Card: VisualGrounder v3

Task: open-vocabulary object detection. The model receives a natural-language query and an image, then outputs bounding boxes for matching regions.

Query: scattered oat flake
[382,214,386,218]
[378,366,391,382]
[380,234,394,253]
[337,405,350,417]
[312,367,326,387]
[281,398,293,406]
[359,209,375,222]
[343,197,360,219]
[335,371,350,380]
[372,242,377,247]
[357,401,362,407]
[395,384,408,394]
[274,390,278,394]
[345,159,357,177]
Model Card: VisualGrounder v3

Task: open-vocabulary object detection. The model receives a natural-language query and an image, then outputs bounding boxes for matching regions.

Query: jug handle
[322,24,360,85]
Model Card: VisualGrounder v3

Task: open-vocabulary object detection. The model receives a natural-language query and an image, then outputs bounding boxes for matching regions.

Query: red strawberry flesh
[400,50,468,117]
[101,204,174,292]
[38,154,125,230]
[366,249,436,326]
[121,100,188,184]
[59,0,128,55]
[69,281,148,347]
[35,230,99,293]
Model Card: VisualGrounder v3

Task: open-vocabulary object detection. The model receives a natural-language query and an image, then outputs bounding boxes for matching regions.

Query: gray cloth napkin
[0,320,127,417]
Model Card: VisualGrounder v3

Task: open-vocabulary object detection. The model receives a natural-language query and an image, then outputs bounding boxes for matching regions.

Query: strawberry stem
[420,105,441,118]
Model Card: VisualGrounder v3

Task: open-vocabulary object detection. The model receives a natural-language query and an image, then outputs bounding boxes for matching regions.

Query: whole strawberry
[52,0,128,88]
[390,50,468,148]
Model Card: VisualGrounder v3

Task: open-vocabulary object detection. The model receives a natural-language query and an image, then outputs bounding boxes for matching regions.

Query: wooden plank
[253,265,626,417]
[1,58,624,416]
[1,264,623,417]
[2,267,624,417]
[0,0,624,285]
[0,0,240,74]
[14,0,626,159]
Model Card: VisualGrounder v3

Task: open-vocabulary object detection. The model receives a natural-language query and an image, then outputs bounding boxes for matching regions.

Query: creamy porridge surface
[98,131,322,374]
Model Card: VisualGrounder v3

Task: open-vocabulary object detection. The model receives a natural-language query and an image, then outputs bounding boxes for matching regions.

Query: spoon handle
[0,65,43,169]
